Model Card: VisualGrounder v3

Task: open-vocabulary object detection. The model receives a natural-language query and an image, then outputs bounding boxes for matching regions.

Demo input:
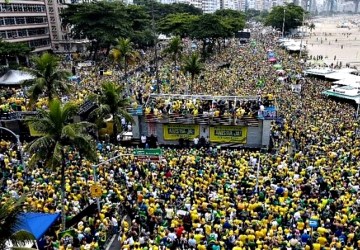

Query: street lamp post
[92,153,132,212]
[299,13,305,58]
[151,0,160,94]
[282,9,286,38]
[0,126,25,171]
[255,157,260,193]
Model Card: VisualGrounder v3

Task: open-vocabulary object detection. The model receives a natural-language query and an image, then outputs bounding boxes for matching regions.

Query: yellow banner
[209,126,247,143]
[163,124,200,140]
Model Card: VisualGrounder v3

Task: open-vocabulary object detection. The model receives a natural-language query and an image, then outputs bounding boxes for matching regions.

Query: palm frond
[23,52,71,101]
[61,101,79,121]
[73,134,97,162]
[0,196,34,249]
[9,230,36,247]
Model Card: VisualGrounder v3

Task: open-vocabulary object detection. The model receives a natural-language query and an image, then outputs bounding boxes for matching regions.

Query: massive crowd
[1,26,360,250]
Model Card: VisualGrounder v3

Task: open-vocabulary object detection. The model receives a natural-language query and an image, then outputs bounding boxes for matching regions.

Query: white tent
[333,75,360,88]
[0,70,34,85]
[325,68,358,81]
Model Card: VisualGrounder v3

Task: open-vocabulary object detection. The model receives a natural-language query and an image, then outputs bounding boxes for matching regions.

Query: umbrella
[268,58,277,62]
[276,69,286,76]
[273,64,282,69]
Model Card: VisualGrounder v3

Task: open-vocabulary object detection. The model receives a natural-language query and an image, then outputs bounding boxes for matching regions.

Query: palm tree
[164,36,183,84]
[110,38,139,82]
[89,81,134,141]
[24,52,71,105]
[0,196,35,249]
[308,22,315,37]
[26,99,97,230]
[183,53,203,94]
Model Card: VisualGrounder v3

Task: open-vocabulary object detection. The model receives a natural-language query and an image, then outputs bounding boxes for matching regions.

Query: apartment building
[0,0,51,52]
[45,0,89,53]
[202,0,220,13]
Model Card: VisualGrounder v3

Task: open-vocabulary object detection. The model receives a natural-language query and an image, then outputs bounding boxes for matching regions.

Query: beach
[300,14,360,67]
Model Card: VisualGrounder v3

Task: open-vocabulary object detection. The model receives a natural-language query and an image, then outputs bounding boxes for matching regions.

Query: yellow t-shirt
[313,243,321,250]
[194,234,204,243]
[197,244,206,250]
[317,236,327,246]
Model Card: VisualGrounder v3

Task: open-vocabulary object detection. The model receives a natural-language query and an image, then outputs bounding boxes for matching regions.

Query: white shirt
[193,138,199,145]
[141,135,147,143]
[168,232,176,241]
[111,217,118,227]
[165,208,174,219]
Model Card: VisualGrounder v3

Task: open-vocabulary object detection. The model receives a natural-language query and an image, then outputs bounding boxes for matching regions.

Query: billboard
[209,126,247,143]
[235,31,251,39]
[163,124,200,140]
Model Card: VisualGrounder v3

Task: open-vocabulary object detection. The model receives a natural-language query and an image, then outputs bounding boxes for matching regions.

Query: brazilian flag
[256,79,265,89]
[251,40,257,48]
[58,229,77,239]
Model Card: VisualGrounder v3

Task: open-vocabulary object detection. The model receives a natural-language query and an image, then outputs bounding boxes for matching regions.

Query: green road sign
[134,148,162,156]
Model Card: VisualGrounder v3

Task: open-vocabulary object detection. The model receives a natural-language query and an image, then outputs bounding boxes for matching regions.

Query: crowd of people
[0,23,360,250]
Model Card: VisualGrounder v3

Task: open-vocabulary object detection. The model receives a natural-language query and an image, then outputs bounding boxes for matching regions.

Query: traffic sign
[134,148,162,156]
[90,183,102,198]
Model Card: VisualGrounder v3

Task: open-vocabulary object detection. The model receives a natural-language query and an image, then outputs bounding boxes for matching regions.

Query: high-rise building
[222,0,238,10]
[0,0,51,52]
[45,0,89,53]
[201,0,220,12]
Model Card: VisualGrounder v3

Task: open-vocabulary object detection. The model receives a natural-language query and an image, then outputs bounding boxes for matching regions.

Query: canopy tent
[267,52,276,58]
[16,213,60,240]
[0,70,34,85]
[333,75,360,88]
[325,68,358,81]
[304,67,334,77]
[273,64,282,69]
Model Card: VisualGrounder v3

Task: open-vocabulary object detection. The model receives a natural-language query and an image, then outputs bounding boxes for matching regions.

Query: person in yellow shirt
[312,242,321,250]
[317,235,327,246]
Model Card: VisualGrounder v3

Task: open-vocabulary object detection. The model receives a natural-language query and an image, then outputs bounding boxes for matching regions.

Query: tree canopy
[61,1,245,57]
[24,53,71,105]
[61,2,131,48]
[0,39,32,58]
[214,9,246,33]
[265,4,305,33]
[24,53,71,104]
[191,14,231,41]
[157,13,199,38]
[133,0,202,20]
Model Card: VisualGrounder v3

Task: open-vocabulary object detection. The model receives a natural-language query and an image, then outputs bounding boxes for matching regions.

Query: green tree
[164,36,183,84]
[308,22,315,36]
[0,40,32,58]
[158,13,199,38]
[183,53,203,93]
[0,196,35,249]
[24,52,71,105]
[126,5,155,48]
[89,82,134,141]
[26,99,97,229]
[110,38,139,82]
[190,14,231,56]
[245,9,261,20]
[134,0,201,21]
[214,9,245,33]
[265,4,305,33]
[61,2,131,59]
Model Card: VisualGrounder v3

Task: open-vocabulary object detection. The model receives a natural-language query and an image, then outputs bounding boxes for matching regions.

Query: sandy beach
[297,15,360,67]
